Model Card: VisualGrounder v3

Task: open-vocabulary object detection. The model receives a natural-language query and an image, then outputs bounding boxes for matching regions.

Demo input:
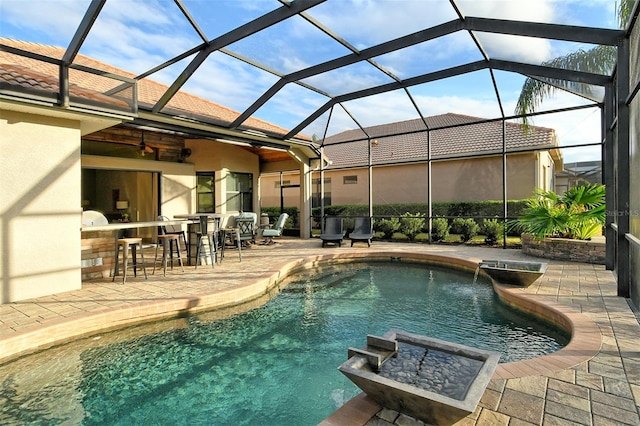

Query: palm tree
[508,183,606,240]
[514,0,636,125]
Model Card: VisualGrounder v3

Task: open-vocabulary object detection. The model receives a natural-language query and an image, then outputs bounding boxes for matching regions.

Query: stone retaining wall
[521,234,605,264]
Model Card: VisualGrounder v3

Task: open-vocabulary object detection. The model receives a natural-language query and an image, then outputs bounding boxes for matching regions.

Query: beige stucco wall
[430,154,535,201]
[187,139,260,214]
[535,151,556,192]
[1,110,83,302]
[260,153,538,208]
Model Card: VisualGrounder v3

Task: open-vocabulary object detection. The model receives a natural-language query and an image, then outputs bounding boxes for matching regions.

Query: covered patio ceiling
[0,0,630,162]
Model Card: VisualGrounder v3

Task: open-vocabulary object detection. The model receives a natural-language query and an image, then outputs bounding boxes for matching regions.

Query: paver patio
[1,238,639,425]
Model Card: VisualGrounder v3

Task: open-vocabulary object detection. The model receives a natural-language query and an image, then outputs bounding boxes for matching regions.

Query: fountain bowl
[338,330,500,425]
[479,259,547,287]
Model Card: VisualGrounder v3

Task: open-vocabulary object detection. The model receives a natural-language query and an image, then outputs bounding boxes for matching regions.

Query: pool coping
[0,250,603,423]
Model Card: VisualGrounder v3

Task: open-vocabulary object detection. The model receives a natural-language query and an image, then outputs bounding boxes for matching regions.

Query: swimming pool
[0,261,569,425]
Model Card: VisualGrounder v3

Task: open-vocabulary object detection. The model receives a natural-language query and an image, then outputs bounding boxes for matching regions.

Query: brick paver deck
[1,238,639,425]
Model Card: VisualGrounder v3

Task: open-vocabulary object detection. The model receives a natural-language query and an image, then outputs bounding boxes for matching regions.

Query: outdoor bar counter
[81,219,193,281]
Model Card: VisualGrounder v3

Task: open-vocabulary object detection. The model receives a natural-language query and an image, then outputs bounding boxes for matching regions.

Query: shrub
[431,217,450,242]
[508,184,605,240]
[481,219,502,245]
[400,212,425,241]
[376,217,401,239]
[458,218,479,242]
[450,217,466,235]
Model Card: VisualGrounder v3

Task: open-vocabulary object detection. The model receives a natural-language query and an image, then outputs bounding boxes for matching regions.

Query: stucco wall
[1,110,82,302]
[260,153,538,208]
[187,139,260,214]
[431,154,535,201]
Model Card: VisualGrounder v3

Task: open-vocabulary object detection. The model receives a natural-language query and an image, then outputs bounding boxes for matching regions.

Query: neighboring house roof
[0,38,300,140]
[321,113,559,168]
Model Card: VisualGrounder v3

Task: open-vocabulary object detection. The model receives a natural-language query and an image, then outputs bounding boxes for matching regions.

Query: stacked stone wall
[521,234,605,265]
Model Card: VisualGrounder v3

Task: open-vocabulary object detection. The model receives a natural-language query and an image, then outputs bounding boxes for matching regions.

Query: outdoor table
[81,219,193,280]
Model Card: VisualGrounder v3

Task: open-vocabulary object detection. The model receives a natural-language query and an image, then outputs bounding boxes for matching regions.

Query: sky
[0,0,624,163]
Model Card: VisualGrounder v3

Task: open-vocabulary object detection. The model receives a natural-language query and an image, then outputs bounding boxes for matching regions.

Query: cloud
[0,0,87,43]
[475,33,552,63]
[1,0,608,164]
[458,0,556,22]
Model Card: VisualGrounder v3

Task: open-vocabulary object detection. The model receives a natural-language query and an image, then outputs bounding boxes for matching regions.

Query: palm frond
[514,0,635,124]
[561,183,606,209]
[515,46,616,126]
[619,0,637,27]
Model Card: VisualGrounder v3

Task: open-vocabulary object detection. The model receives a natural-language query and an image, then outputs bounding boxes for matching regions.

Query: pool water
[0,262,569,425]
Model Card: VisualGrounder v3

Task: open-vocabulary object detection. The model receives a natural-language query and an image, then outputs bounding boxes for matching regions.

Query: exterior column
[299,160,312,239]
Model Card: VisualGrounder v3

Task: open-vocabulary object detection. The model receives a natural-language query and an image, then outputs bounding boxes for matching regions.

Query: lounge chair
[320,216,345,247]
[261,213,288,245]
[349,216,374,247]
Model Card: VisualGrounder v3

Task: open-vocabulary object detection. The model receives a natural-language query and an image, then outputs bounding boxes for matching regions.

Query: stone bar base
[81,231,115,280]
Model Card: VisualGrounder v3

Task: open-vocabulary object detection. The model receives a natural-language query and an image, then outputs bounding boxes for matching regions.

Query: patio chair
[320,216,345,247]
[349,216,374,247]
[233,212,257,247]
[261,213,288,245]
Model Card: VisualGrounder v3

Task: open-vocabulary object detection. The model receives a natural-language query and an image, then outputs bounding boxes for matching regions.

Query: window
[343,175,358,185]
[312,177,331,208]
[274,180,291,188]
[196,172,215,213]
[227,172,253,211]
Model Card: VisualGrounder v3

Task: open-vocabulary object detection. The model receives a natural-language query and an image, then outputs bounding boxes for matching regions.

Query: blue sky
[0,0,622,162]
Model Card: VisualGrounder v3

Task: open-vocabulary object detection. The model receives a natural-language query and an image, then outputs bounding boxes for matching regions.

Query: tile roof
[0,38,300,139]
[0,63,130,109]
[321,113,558,168]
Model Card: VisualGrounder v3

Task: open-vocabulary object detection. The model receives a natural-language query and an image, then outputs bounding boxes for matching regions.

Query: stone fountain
[338,330,500,425]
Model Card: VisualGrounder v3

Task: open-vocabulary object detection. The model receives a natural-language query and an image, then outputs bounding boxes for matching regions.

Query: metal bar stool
[158,216,189,260]
[195,216,217,268]
[112,232,148,283]
[153,234,185,276]
[220,226,242,263]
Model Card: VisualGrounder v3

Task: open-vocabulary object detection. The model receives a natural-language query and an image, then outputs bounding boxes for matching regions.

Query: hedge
[311,201,528,221]
[266,200,529,233]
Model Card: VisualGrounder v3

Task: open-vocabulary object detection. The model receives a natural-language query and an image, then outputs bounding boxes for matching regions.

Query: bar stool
[112,234,148,284]
[158,216,189,260]
[220,226,242,263]
[195,216,217,268]
[153,234,185,276]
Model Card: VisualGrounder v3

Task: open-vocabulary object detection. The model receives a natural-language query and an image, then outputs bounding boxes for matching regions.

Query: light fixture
[138,130,153,156]
[179,147,192,162]
[116,200,129,222]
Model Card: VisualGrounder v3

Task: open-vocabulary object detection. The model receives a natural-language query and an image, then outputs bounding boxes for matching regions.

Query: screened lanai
[0,0,639,307]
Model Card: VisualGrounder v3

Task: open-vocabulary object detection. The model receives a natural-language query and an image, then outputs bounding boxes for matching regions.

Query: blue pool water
[0,262,569,425]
